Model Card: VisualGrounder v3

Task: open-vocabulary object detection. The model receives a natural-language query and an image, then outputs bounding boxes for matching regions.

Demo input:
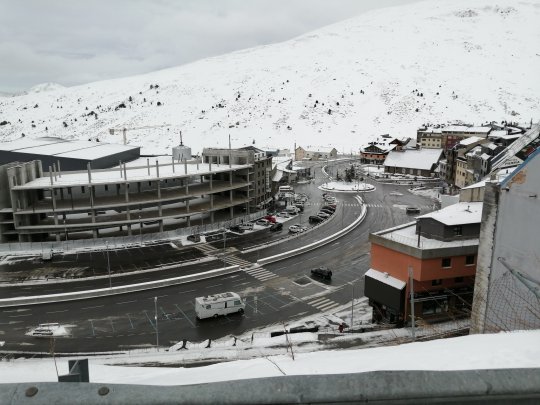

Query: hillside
[1,0,539,155]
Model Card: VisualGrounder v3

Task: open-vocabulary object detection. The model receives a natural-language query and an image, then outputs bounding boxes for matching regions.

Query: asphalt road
[0,162,438,353]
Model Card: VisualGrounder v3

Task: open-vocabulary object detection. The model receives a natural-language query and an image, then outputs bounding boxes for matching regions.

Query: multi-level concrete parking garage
[0,158,253,242]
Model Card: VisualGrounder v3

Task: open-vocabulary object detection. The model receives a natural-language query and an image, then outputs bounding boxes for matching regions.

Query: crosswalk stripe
[246,268,268,276]
[308,297,328,305]
[318,302,340,311]
[257,274,278,281]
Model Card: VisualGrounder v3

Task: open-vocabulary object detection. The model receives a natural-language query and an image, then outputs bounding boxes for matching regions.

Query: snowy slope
[0,0,539,155]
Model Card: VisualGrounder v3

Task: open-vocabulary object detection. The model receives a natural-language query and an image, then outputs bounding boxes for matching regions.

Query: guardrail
[0,265,239,308]
[1,368,538,404]
[0,210,267,255]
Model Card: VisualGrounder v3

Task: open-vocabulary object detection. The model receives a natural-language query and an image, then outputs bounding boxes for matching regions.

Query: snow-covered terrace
[12,162,251,190]
[416,201,482,226]
[374,221,479,250]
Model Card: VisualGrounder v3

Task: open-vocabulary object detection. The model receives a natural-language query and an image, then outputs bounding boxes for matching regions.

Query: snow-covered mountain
[1,0,539,155]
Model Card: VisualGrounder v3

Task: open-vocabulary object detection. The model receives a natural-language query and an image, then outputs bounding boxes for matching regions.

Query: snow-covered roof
[12,162,251,189]
[417,201,483,226]
[374,222,480,249]
[0,137,138,161]
[489,130,509,137]
[459,136,483,146]
[384,149,442,171]
[365,268,406,290]
[443,126,491,134]
[301,146,336,154]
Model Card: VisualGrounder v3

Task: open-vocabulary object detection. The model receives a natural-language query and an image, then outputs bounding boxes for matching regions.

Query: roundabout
[319,181,375,193]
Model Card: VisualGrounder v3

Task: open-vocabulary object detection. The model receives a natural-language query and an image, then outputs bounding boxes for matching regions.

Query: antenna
[179,130,183,146]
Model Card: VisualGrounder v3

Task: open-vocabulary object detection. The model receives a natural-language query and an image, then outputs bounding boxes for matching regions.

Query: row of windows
[442,255,475,268]
[431,276,465,286]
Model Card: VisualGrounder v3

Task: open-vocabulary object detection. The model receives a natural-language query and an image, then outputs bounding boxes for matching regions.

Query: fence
[0,210,267,254]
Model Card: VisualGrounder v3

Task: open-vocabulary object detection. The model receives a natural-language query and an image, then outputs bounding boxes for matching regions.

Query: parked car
[406,206,421,214]
[311,266,332,280]
[256,219,271,226]
[269,222,283,232]
[264,215,277,223]
[288,224,304,233]
[317,212,331,219]
[309,215,325,223]
[229,225,245,234]
[187,234,201,242]
[238,222,254,231]
[322,205,336,212]
[320,209,334,215]
[277,211,290,218]
[294,204,305,212]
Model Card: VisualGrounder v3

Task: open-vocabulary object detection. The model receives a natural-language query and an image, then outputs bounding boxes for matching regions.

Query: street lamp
[139,215,142,245]
[350,281,355,333]
[106,241,112,289]
[154,296,159,350]
[63,219,68,252]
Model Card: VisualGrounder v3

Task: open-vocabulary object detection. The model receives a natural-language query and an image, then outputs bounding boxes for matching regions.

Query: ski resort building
[365,202,481,325]
[294,146,337,161]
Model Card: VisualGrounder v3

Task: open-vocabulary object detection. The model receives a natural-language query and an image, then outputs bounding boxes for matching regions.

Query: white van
[195,292,246,320]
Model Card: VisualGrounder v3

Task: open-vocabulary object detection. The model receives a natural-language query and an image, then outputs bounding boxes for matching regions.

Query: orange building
[365,202,482,325]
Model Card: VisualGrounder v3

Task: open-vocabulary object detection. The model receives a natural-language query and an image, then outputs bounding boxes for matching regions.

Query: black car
[311,267,332,280]
[320,209,334,215]
[229,225,245,233]
[406,206,421,214]
[269,222,283,232]
[322,205,336,212]
[309,215,325,223]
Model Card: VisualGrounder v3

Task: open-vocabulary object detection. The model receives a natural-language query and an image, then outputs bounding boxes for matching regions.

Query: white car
[277,211,290,218]
[288,225,302,233]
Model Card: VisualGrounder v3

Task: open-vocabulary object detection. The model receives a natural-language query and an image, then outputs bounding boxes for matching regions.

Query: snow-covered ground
[319,181,375,192]
[1,0,538,155]
[2,330,539,385]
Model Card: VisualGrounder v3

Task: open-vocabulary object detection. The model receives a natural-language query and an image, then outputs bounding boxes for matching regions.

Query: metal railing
[1,368,539,404]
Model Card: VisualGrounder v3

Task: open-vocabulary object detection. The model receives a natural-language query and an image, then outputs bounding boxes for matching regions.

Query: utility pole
[350,282,354,332]
[154,296,159,350]
[63,219,68,252]
[106,242,112,289]
[139,215,142,246]
[409,266,416,341]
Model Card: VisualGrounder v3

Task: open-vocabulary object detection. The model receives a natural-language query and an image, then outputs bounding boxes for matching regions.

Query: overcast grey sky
[0,0,420,93]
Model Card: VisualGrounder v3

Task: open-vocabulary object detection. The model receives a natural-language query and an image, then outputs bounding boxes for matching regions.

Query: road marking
[149,295,168,299]
[126,313,135,329]
[45,309,68,314]
[143,310,156,330]
[174,304,195,328]
[8,313,32,318]
[2,309,30,313]
[205,284,222,288]
[82,305,104,310]
[116,300,137,305]
[89,320,95,336]
[179,289,196,294]
[110,318,115,332]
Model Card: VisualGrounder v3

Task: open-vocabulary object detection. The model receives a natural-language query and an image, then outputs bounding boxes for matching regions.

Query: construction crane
[109,124,171,145]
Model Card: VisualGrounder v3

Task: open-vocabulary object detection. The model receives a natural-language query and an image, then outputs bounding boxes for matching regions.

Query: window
[465,255,475,265]
[455,277,464,283]
[442,257,452,268]
[432,279,443,286]
[453,226,462,236]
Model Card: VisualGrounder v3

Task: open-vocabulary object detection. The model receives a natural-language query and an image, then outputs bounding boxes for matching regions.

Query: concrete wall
[471,150,540,333]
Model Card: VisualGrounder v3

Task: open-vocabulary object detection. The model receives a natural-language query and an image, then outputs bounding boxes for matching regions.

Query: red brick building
[365,202,482,325]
